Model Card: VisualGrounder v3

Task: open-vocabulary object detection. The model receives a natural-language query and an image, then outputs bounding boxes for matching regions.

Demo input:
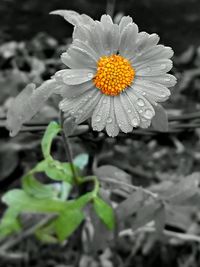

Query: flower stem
[59,111,79,184]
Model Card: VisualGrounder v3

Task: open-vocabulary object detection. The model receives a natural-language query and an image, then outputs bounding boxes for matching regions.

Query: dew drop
[142,92,146,96]
[127,109,132,113]
[144,109,153,119]
[165,77,171,82]
[143,67,151,73]
[107,117,112,123]
[137,98,145,107]
[88,73,94,78]
[132,118,139,127]
[96,115,101,122]
[138,109,143,113]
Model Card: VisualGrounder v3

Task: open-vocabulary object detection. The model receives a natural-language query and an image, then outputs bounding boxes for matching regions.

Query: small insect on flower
[52,10,176,137]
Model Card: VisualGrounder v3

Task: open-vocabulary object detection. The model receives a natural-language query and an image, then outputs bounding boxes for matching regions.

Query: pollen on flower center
[93,54,135,96]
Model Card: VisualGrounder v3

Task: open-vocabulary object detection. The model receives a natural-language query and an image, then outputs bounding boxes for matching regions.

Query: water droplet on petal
[142,92,146,96]
[107,117,112,123]
[137,98,145,107]
[143,67,151,73]
[165,77,170,82]
[139,109,143,113]
[144,109,153,119]
[88,73,94,78]
[132,118,139,127]
[127,109,132,113]
[96,115,101,122]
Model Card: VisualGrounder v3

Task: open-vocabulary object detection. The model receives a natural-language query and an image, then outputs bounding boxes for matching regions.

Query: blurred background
[1,0,200,266]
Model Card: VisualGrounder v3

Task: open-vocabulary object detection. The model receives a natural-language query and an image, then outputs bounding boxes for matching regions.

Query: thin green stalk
[59,111,79,184]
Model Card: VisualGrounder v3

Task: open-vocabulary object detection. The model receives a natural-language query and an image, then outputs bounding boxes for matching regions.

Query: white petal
[119,23,138,57]
[114,95,133,133]
[74,91,102,124]
[73,39,99,60]
[126,88,155,128]
[135,59,173,76]
[58,81,94,98]
[119,16,133,33]
[100,16,120,55]
[120,92,140,127]
[128,33,160,61]
[132,45,174,66]
[55,69,95,85]
[74,23,106,57]
[50,10,94,27]
[132,80,171,103]
[100,14,113,27]
[92,95,111,131]
[105,97,119,137]
[59,88,98,115]
[61,45,97,69]
[135,74,177,87]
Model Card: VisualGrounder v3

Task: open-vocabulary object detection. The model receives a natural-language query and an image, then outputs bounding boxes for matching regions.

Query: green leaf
[35,222,58,244]
[45,160,73,183]
[74,153,89,170]
[32,159,73,184]
[22,174,56,199]
[2,189,67,213]
[55,209,84,241]
[93,197,115,230]
[151,104,169,132]
[41,121,61,158]
[0,208,21,237]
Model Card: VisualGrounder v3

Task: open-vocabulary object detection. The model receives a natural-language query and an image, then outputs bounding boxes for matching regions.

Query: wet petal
[59,88,98,114]
[100,16,120,55]
[119,16,133,33]
[135,74,177,88]
[50,10,94,27]
[119,23,138,57]
[132,45,174,66]
[105,97,119,137]
[114,95,133,133]
[92,95,111,131]
[120,92,140,127]
[135,59,173,76]
[132,80,171,103]
[58,81,94,98]
[126,88,155,128]
[61,45,97,69]
[55,69,95,85]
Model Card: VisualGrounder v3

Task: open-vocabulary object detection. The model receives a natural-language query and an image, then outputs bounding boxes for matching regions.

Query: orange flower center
[93,54,135,96]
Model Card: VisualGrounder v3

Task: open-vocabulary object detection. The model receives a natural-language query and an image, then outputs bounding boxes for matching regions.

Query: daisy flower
[6,10,177,137]
[52,10,176,137]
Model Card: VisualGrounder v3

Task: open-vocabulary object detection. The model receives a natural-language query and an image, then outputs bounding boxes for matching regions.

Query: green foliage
[74,153,89,170]
[41,121,61,158]
[93,197,115,230]
[0,121,116,242]
[54,209,84,241]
